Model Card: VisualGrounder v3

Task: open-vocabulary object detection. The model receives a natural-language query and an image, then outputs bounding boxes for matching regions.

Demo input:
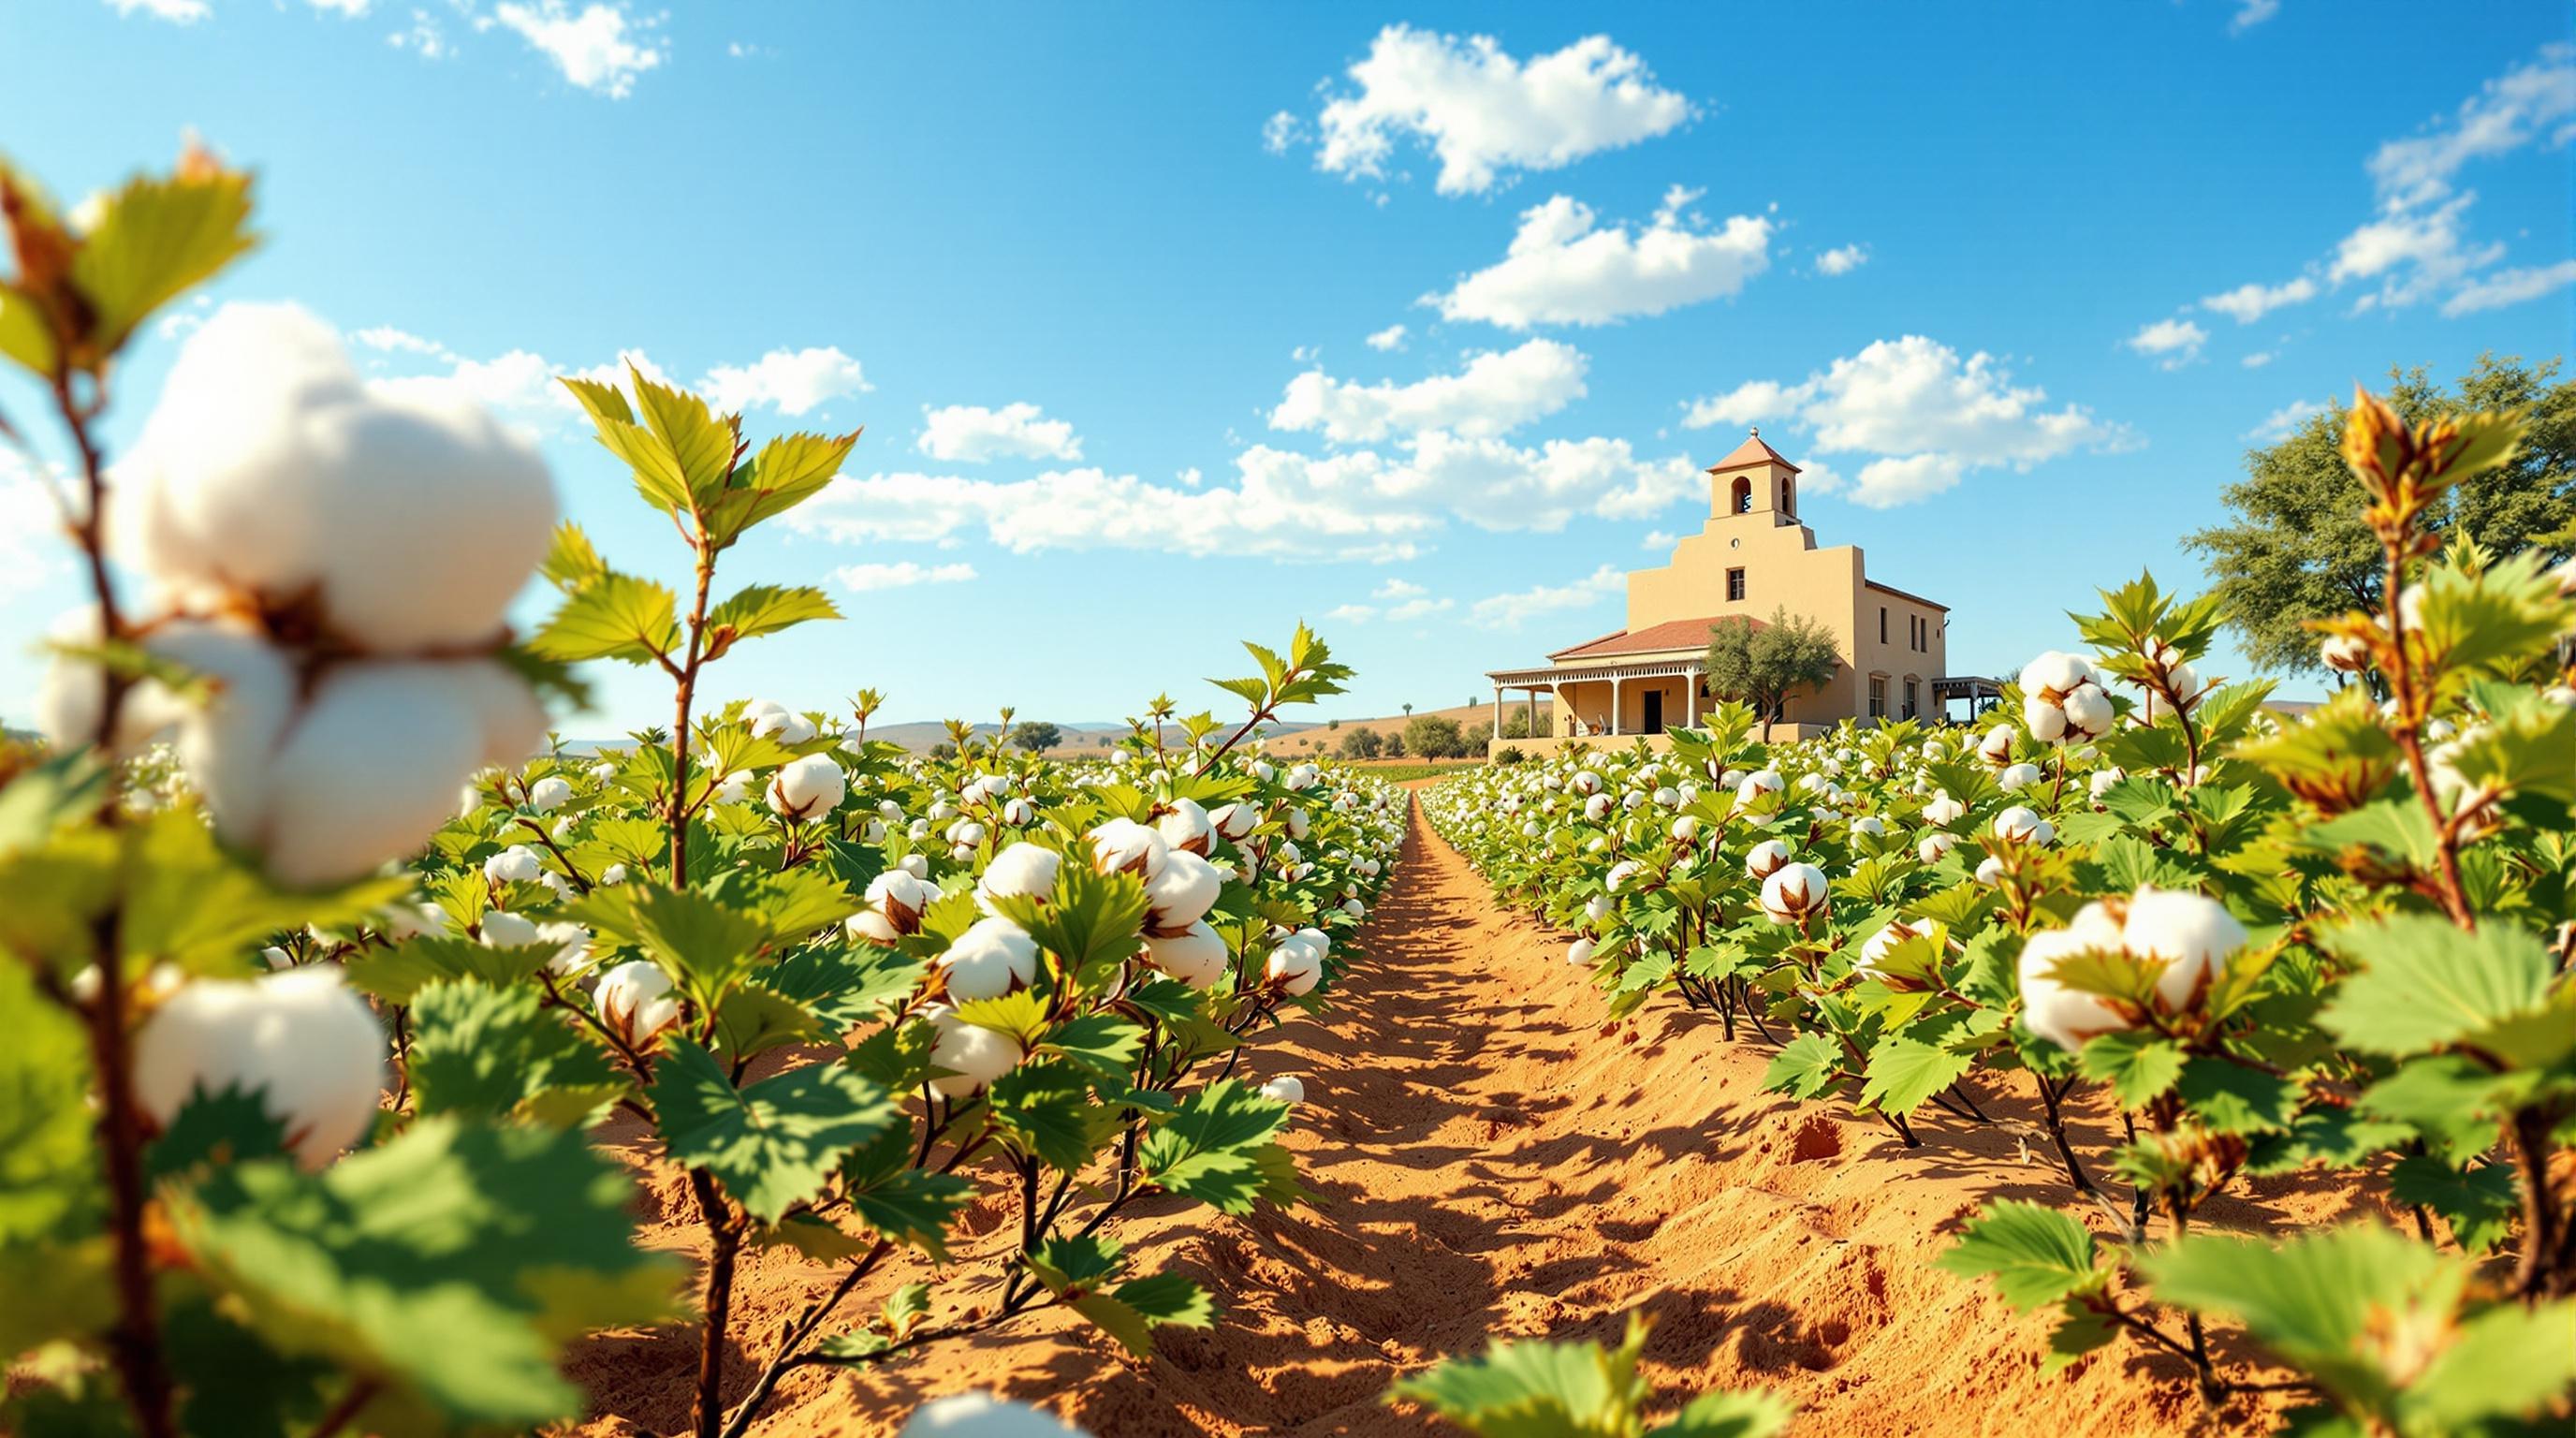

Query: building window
[1879,606,1887,643]
[1730,477,1750,513]
[1868,674,1886,719]
[1726,567,1746,601]
[1904,677,1919,718]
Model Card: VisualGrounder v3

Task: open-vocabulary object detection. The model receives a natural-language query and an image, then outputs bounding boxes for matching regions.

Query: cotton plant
[1422,388,2575,1426]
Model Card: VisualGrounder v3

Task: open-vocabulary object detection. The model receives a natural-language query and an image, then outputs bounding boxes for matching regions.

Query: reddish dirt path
[577,792,2319,1436]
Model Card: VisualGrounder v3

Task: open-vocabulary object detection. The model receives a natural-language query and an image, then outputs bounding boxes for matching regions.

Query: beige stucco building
[1487,431,1983,753]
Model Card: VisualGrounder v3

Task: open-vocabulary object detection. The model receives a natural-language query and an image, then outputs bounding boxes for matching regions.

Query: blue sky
[5,1,2571,733]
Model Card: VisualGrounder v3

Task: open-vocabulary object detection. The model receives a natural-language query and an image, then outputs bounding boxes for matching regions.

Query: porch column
[1611,674,1625,736]
[1491,684,1502,742]
[1687,667,1702,727]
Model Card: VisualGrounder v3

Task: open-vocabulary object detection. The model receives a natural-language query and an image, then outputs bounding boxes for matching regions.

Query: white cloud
[2439,257,2576,315]
[2125,316,2208,370]
[1386,595,1452,622]
[2328,194,2502,311]
[1373,578,1427,599]
[1326,603,1377,623]
[2245,398,2329,442]
[2366,42,2576,211]
[1470,564,1623,630]
[834,561,977,594]
[1290,26,1692,196]
[2200,275,2318,323]
[2241,351,2275,369]
[1427,185,1773,329]
[104,0,210,22]
[1640,529,1676,550]
[1269,338,1588,443]
[2229,0,2279,36]
[388,8,451,59]
[352,324,452,357]
[1813,243,1869,277]
[1681,335,2122,508]
[491,1,666,98]
[698,346,870,417]
[0,453,71,602]
[916,402,1082,463]
[1365,323,1409,352]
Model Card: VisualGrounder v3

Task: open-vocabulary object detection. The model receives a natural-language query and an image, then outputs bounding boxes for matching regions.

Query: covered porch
[1487,657,1705,745]
[1931,675,2005,726]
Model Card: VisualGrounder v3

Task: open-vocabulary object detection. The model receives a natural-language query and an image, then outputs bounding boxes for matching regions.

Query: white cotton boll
[767,754,848,819]
[1088,818,1170,882]
[2062,684,2113,737]
[878,799,904,821]
[1975,854,2006,887]
[1744,840,1791,881]
[2018,651,2096,699]
[906,817,931,841]
[587,760,618,785]
[1991,806,2046,844]
[1922,795,1966,827]
[1583,793,1613,822]
[945,819,988,848]
[260,945,294,970]
[856,870,938,943]
[1147,850,1224,933]
[977,843,1061,912]
[376,902,446,941]
[537,921,594,976]
[1997,762,2043,793]
[1978,726,2016,765]
[596,961,682,1049]
[2022,696,2069,743]
[2088,768,2126,802]
[1002,797,1035,827]
[1266,934,1325,995]
[1210,801,1259,841]
[1342,897,1366,917]
[1759,863,1830,924]
[478,909,541,947]
[597,862,629,887]
[900,854,930,879]
[1857,918,1944,980]
[2320,634,2373,673]
[1571,770,1603,796]
[1260,1076,1305,1107]
[1146,920,1230,990]
[115,302,557,653]
[1671,814,1700,843]
[897,1390,1086,1438]
[1156,799,1213,855]
[236,659,542,888]
[1604,859,1642,893]
[1918,831,1960,865]
[1285,807,1312,841]
[526,775,572,814]
[1850,815,1885,838]
[2119,887,2247,1013]
[484,844,545,886]
[133,966,387,1169]
[2016,926,2131,1053]
[743,699,820,745]
[924,1005,1025,1099]
[1566,937,1597,966]
[938,917,1039,1002]
[715,770,755,805]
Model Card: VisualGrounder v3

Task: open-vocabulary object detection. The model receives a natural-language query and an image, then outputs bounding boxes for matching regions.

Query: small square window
[1726,567,1747,602]
[1868,675,1886,718]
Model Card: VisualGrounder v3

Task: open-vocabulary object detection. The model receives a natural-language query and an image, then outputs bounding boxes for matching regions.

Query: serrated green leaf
[651,1039,899,1223]
[1931,1200,2102,1311]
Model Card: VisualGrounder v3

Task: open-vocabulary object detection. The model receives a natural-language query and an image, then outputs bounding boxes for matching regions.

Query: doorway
[1642,689,1664,734]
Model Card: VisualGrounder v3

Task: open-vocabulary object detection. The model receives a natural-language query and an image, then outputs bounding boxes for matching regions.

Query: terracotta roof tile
[1705,429,1800,475]
[1547,614,1757,661]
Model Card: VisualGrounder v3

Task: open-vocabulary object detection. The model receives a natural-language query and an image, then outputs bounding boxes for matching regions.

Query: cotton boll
[478,909,541,947]
[1975,854,2006,887]
[938,917,1039,1002]
[2018,651,2096,699]
[1922,795,1966,827]
[595,961,682,1049]
[1155,799,1213,856]
[1088,818,1169,882]
[1566,937,1597,966]
[1209,801,1259,841]
[2320,634,2373,673]
[526,775,572,814]
[743,699,820,745]
[133,966,387,1168]
[2119,887,2247,1013]
[854,871,939,943]
[1997,762,2043,793]
[537,921,594,976]
[1265,934,1325,995]
[1670,814,1700,843]
[1744,840,1791,881]
[1260,1076,1305,1107]
[1917,830,1960,865]
[1857,917,1946,981]
[1759,863,1830,924]
[1849,815,1885,838]
[768,754,848,819]
[900,854,930,880]
[896,1391,1086,1438]
[977,843,1061,912]
[1145,920,1230,989]
[2061,684,2113,737]
[597,862,629,887]
[924,1005,1025,1099]
[116,302,557,653]
[1146,850,1224,933]
[1978,726,2015,766]
[2016,927,2130,1053]
[717,771,755,805]
[484,844,546,886]
[1991,806,2050,844]
[2088,768,2127,804]
[1001,798,1035,828]
[2022,696,2069,743]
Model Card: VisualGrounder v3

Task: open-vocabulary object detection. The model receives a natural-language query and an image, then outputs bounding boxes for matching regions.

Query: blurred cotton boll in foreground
[112,302,556,652]
[133,966,388,1169]
[898,1392,1089,1437]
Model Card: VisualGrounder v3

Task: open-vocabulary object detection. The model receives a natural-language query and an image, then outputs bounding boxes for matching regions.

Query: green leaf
[651,1039,898,1224]
[847,1166,973,1261]
[0,961,101,1243]
[1040,1012,1147,1079]
[572,884,773,1007]
[1657,1391,1797,1438]
[1859,1034,1973,1118]
[145,1084,291,1182]
[2077,1031,2185,1108]
[703,583,840,651]
[341,935,557,1004]
[170,1118,677,1425]
[2385,1156,2516,1255]
[70,159,258,354]
[2317,917,2557,1059]
[2354,1055,2511,1167]
[1135,1078,1295,1212]
[1069,1270,1216,1357]
[631,369,741,509]
[406,979,622,1126]
[985,1057,1106,1173]
[1762,1033,1844,1101]
[2173,1056,2304,1136]
[527,571,681,665]
[1931,1200,2101,1311]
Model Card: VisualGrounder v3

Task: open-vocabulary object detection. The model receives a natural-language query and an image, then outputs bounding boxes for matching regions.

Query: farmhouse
[1486,431,1993,753]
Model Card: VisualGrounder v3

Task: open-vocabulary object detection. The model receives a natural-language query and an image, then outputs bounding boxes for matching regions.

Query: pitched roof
[1705,428,1800,475]
[1547,614,1758,662]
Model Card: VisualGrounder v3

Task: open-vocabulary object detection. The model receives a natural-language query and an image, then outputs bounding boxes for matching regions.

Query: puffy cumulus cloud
[2442,257,2576,315]
[2229,0,2279,35]
[834,561,978,593]
[2365,42,2575,211]
[1427,185,1773,329]
[2125,316,2208,370]
[1813,243,1869,277]
[2246,398,2331,443]
[1288,26,1692,196]
[1470,564,1622,630]
[1365,323,1409,352]
[788,429,1704,564]
[1682,335,2123,508]
[1329,581,1454,624]
[491,1,666,97]
[1373,578,1427,599]
[699,345,869,417]
[1268,339,1587,443]
[2328,194,2501,311]
[916,402,1082,463]
[2200,275,2318,323]
[103,0,211,22]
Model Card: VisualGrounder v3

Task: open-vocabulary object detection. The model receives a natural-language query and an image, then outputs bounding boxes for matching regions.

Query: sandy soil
[573,789,2364,1437]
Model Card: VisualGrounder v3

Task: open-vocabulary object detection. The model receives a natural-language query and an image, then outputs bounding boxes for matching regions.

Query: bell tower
[1705,427,1802,526]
